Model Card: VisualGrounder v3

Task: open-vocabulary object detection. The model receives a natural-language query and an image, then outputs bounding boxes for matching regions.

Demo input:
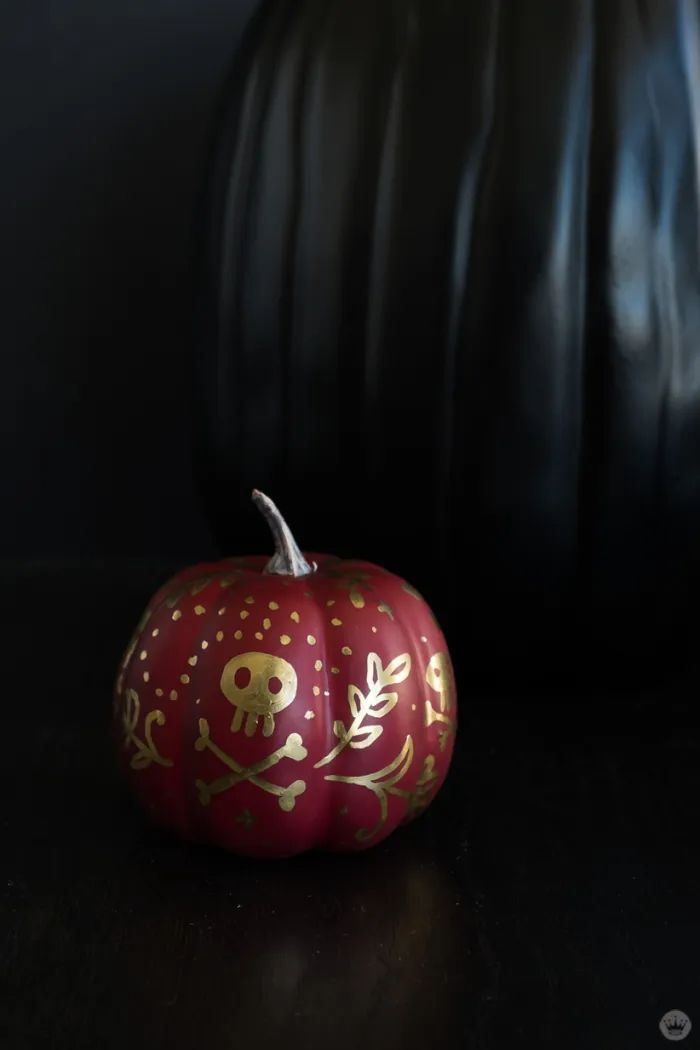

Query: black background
[1,0,259,560]
[2,4,700,1049]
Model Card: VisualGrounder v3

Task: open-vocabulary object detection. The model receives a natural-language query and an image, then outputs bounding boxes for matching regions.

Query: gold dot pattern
[155,688,163,697]
[151,628,159,638]
[313,686,320,696]
[269,601,279,610]
[331,667,340,675]
[139,650,147,661]
[188,655,198,666]
[216,630,224,642]
[240,610,249,620]
[263,617,271,630]
[244,596,255,605]
[172,610,182,621]
[180,674,190,685]
[280,634,291,646]
[234,629,243,640]
[194,605,206,616]
[331,618,342,627]
[314,659,323,671]
[341,646,352,656]
[307,634,316,646]
[218,607,226,616]
[290,611,300,623]
[170,690,178,701]
[201,640,209,650]
[255,631,263,641]
[143,672,150,683]
[326,600,335,607]
[304,711,315,720]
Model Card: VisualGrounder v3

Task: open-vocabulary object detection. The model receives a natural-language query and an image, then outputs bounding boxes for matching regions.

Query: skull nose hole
[268,676,283,695]
[234,666,251,690]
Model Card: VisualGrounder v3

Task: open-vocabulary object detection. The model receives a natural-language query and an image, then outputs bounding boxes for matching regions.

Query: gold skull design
[220,652,298,737]
[425,652,453,713]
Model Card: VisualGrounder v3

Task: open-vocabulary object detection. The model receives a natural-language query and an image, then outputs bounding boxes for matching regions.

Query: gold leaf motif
[314,651,411,769]
[369,692,398,719]
[347,685,363,719]
[367,653,382,687]
[380,653,411,687]
[349,725,382,750]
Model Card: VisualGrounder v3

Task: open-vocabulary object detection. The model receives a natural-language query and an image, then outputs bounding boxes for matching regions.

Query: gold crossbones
[194,718,307,811]
[424,652,455,752]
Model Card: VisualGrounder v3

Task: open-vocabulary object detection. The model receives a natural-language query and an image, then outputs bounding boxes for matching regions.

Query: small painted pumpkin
[114,491,456,857]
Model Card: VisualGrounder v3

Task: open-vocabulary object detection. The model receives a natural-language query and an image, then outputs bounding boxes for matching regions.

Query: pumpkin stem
[252,489,315,578]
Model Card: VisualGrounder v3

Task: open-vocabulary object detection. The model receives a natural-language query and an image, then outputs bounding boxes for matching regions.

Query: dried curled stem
[251,489,315,578]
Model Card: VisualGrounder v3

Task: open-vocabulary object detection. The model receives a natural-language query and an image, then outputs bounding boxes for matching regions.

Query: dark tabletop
[2,562,699,1050]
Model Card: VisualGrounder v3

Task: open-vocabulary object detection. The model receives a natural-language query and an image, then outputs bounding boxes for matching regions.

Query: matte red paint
[114,555,456,858]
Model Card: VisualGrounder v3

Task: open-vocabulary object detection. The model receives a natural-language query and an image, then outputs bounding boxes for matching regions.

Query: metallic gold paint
[114,554,456,857]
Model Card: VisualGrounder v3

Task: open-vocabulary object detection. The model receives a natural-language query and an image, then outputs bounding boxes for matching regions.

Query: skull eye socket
[268,675,283,695]
[234,666,251,690]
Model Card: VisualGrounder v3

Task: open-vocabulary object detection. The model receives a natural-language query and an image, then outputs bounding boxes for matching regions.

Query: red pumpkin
[114,491,456,857]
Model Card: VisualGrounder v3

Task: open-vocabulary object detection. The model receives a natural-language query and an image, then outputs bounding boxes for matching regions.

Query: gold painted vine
[119,643,453,841]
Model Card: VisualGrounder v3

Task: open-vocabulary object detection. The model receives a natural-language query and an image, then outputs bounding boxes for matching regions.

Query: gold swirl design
[121,689,173,771]
[326,741,440,841]
[314,652,411,769]
[403,755,440,821]
[326,736,427,841]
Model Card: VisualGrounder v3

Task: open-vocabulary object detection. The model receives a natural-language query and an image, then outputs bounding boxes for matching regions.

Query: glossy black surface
[198,0,700,683]
[2,563,699,1049]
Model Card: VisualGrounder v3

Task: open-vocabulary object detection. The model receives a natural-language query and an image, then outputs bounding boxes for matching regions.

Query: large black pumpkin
[197,0,700,686]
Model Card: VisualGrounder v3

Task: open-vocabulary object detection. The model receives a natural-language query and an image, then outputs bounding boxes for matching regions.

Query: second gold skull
[220,652,298,737]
